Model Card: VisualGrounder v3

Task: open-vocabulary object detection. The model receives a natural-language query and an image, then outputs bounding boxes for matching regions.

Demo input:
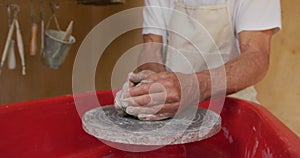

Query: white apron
[165,0,259,103]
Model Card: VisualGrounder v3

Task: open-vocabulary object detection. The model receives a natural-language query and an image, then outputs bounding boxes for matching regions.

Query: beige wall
[0,0,299,135]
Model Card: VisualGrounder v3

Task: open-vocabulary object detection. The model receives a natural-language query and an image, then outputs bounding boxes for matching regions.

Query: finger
[129,71,169,85]
[129,82,165,97]
[124,92,167,106]
[137,113,175,121]
[122,81,132,89]
[114,91,129,111]
[127,86,180,106]
[129,70,154,83]
[128,81,135,88]
[114,94,128,115]
[128,72,140,83]
[114,91,123,110]
[122,81,134,98]
[135,80,153,87]
[146,71,175,81]
[125,103,179,116]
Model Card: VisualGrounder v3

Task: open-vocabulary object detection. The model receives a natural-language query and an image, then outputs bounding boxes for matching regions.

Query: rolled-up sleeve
[236,0,282,34]
[142,0,169,37]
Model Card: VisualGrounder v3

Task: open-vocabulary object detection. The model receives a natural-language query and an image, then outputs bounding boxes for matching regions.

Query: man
[115,0,281,120]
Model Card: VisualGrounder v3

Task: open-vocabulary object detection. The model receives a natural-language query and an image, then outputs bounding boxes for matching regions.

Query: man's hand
[114,81,133,113]
[124,71,201,121]
[114,70,155,113]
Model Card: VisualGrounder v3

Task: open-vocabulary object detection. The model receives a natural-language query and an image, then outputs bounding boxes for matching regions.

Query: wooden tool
[30,0,38,56]
[40,0,45,54]
[62,20,73,42]
[30,23,38,56]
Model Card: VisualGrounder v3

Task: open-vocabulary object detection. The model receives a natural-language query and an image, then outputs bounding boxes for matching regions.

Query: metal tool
[0,3,15,75]
[41,1,75,69]
[7,0,12,28]
[39,0,61,56]
[6,0,16,70]
[48,1,61,31]
[14,12,26,75]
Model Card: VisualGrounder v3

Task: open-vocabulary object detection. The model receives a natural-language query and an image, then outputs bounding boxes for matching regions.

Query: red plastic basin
[0,90,299,158]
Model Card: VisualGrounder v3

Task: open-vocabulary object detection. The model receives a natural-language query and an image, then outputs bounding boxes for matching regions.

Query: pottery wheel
[82,105,221,145]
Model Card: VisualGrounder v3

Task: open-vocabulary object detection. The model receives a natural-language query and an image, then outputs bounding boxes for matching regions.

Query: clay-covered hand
[114,81,132,113]
[114,70,155,113]
[124,71,201,121]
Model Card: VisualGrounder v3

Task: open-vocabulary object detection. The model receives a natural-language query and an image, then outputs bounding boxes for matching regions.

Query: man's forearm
[136,34,165,72]
[197,50,269,101]
[197,30,273,101]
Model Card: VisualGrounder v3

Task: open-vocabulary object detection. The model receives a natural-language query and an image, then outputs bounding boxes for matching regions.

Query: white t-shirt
[142,0,282,45]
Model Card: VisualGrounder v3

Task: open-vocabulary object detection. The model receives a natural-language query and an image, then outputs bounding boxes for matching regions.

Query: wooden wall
[0,0,144,104]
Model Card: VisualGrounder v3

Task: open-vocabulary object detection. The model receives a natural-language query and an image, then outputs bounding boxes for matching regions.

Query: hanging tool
[6,0,16,70]
[0,6,15,75]
[40,0,45,54]
[30,23,38,56]
[30,0,38,56]
[14,11,26,75]
[0,4,26,76]
[48,1,61,31]
[7,40,16,70]
[62,20,73,42]
[7,0,12,28]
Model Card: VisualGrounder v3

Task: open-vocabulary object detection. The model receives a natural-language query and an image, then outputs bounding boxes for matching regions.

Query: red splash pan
[0,90,299,158]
